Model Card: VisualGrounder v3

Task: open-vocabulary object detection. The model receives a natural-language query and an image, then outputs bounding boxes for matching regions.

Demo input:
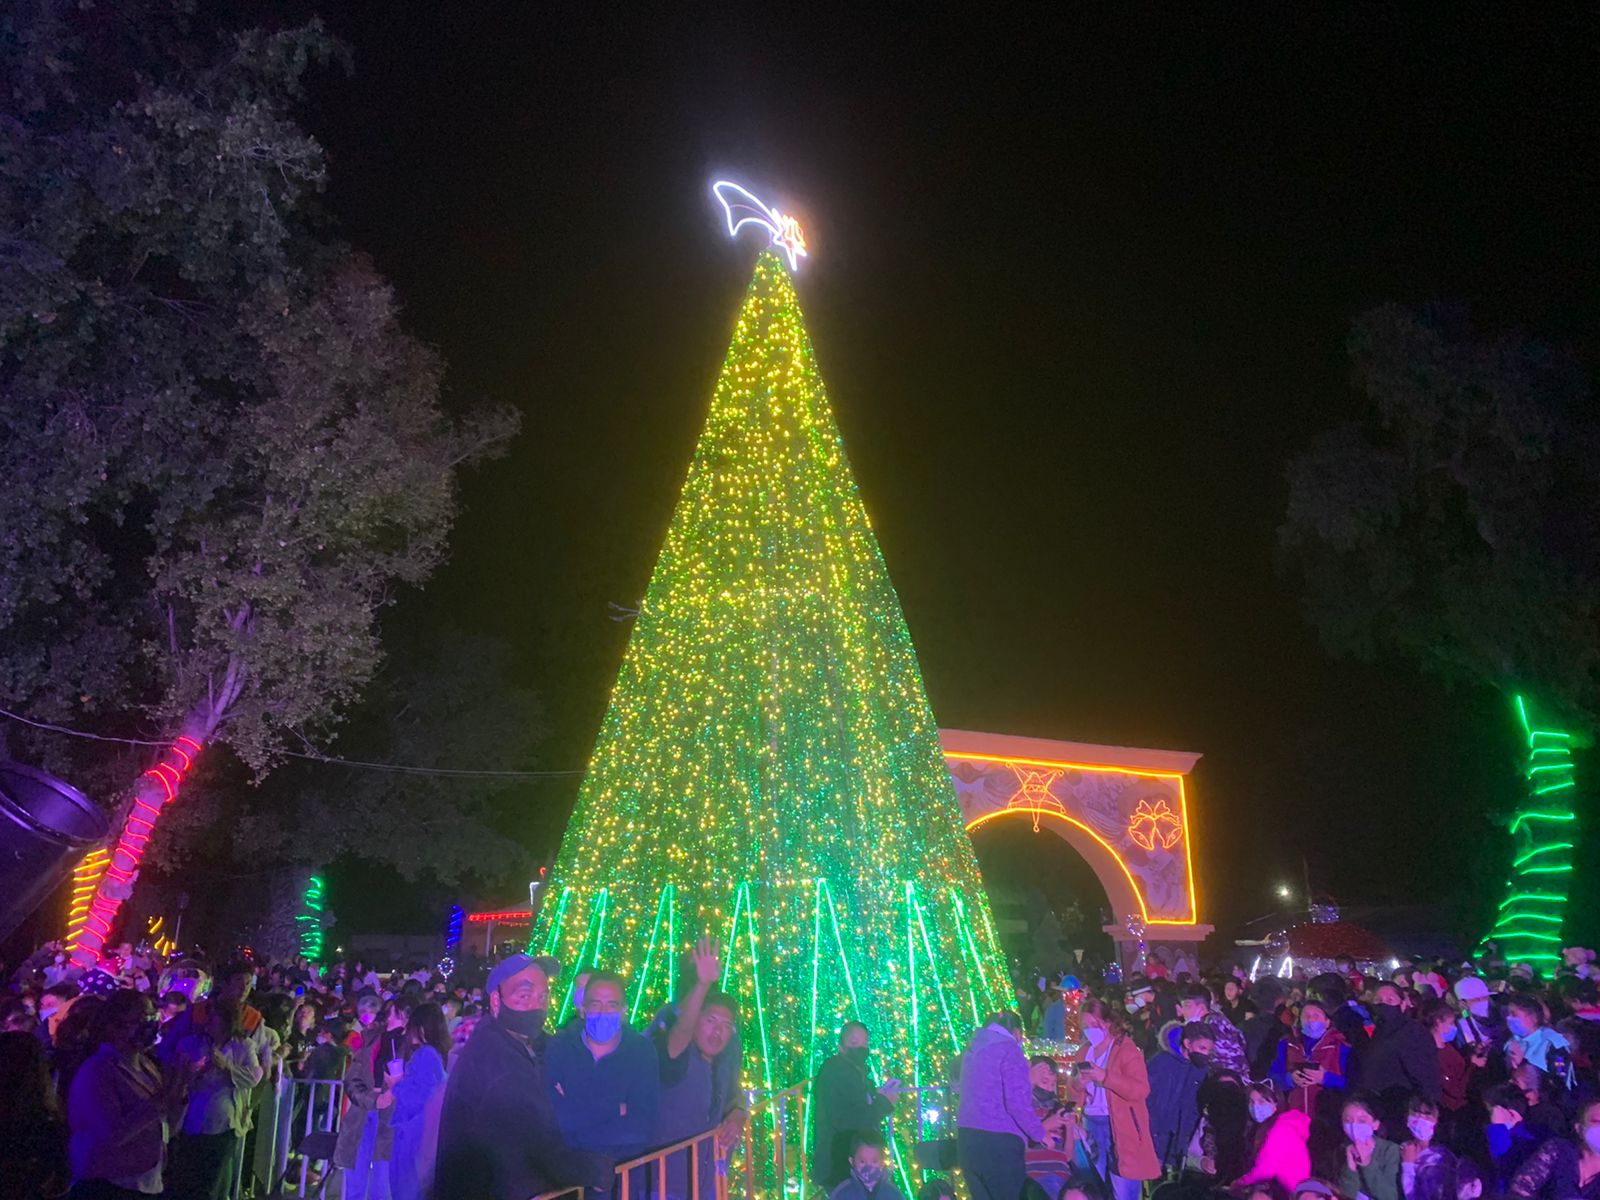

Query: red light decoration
[466,909,532,924]
[71,736,202,968]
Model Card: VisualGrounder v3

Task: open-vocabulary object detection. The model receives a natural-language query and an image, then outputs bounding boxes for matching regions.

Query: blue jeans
[343,1112,393,1200]
[1086,1114,1142,1200]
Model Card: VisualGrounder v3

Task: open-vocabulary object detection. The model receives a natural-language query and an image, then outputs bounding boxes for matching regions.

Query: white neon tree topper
[712,180,808,270]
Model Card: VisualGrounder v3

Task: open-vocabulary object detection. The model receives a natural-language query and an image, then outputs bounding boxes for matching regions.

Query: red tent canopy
[1285,920,1388,961]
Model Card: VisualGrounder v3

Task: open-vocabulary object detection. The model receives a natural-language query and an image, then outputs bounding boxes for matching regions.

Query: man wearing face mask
[1146,1022,1214,1173]
[1170,985,1248,1076]
[810,1022,901,1188]
[1357,982,1441,1133]
[545,969,660,1165]
[1123,984,1159,1054]
[1453,977,1506,1064]
[435,954,594,1200]
[827,1132,906,1200]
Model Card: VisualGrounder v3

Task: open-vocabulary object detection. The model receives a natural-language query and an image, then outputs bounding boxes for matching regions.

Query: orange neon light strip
[945,751,1187,780]
[952,752,1201,926]
[65,848,112,949]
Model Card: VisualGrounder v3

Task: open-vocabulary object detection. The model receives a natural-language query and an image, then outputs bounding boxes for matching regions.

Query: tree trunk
[69,685,237,967]
[1481,693,1578,968]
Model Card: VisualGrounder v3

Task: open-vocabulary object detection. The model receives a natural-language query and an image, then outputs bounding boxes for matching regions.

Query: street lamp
[1275,883,1294,901]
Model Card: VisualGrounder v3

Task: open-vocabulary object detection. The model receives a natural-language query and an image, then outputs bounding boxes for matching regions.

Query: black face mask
[133,1019,160,1050]
[498,1006,546,1040]
[1033,1085,1058,1106]
[1375,1002,1402,1025]
[845,1046,869,1067]
[1188,1052,1211,1069]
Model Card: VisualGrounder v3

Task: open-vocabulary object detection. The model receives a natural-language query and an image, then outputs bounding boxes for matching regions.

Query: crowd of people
[5,934,1600,1200]
[968,951,1600,1200]
[0,935,754,1200]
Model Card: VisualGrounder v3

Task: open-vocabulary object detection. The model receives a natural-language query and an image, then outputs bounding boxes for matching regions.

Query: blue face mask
[852,1165,885,1190]
[1507,1016,1532,1039]
[584,1011,623,1043]
[1302,1020,1327,1039]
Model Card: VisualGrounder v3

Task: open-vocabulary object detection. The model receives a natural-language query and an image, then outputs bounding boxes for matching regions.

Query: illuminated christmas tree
[533,220,1007,1138]
[1481,695,1577,968]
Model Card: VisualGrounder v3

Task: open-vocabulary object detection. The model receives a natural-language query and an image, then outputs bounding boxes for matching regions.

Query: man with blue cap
[435,954,600,1200]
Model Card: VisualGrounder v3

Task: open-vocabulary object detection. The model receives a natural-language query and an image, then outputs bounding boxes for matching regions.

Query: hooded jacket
[1146,1047,1207,1170]
[1357,1007,1441,1102]
[956,1024,1049,1143]
[1235,1108,1312,1195]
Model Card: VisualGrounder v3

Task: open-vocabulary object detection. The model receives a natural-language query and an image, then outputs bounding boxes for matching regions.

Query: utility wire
[0,706,582,781]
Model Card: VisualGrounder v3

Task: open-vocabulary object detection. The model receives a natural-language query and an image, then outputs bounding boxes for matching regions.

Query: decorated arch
[942,729,1212,951]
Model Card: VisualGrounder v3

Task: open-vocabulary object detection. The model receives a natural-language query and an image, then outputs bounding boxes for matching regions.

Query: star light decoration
[1127,797,1182,851]
[1007,766,1065,831]
[531,202,1006,1192]
[712,181,808,270]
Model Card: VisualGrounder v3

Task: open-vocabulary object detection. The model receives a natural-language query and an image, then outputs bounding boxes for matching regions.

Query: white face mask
[1408,1117,1436,1142]
[1083,1026,1106,1046]
[1250,1101,1275,1124]
[1585,1126,1600,1155]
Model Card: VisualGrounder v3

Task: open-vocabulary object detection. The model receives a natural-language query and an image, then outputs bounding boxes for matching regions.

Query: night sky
[278,6,1599,940]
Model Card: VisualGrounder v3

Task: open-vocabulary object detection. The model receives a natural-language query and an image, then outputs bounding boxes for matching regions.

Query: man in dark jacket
[653,938,747,1200]
[545,970,660,1161]
[810,1022,900,1188]
[1356,981,1441,1132]
[435,955,599,1200]
[1147,1022,1214,1172]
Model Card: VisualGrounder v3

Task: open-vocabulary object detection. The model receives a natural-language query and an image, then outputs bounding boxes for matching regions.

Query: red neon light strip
[466,910,532,923]
[71,737,202,968]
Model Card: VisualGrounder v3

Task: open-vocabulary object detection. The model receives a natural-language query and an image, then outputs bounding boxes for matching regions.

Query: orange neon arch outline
[950,752,1200,926]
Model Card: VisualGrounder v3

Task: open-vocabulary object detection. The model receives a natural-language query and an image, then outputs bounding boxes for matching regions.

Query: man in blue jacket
[1146,1022,1214,1173]
[546,970,661,1164]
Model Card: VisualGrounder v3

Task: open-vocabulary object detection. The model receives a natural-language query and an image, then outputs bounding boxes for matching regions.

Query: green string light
[530,250,1003,1171]
[297,875,325,961]
[1484,695,1580,964]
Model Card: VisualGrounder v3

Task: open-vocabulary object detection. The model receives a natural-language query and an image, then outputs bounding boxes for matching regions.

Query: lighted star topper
[712,180,808,270]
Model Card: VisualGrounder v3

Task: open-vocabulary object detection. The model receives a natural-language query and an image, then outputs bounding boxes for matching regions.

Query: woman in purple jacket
[956,1013,1065,1200]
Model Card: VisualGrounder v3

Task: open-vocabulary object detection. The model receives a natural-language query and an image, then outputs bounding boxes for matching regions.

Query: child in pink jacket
[1235,1081,1312,1195]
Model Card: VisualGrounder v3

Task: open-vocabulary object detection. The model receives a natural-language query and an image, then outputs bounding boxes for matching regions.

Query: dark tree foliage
[1279,303,1600,731]
[0,2,519,801]
[152,630,546,887]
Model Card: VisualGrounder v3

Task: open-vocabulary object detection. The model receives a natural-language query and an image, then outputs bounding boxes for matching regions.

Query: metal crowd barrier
[613,1124,727,1200]
[533,1081,808,1200]
[737,1082,807,1200]
[291,1077,345,1198]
